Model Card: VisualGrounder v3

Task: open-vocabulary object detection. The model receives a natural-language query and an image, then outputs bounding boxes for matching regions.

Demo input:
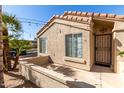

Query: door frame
[94,33,112,67]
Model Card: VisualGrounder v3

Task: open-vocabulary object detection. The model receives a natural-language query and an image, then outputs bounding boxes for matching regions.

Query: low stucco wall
[20,56,50,66]
[19,57,95,88]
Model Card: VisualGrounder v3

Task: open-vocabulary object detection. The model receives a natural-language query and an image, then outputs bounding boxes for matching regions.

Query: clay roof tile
[100,13,107,17]
[63,16,68,19]
[107,14,116,18]
[72,16,77,21]
[63,11,68,15]
[68,11,72,14]
[81,12,87,16]
[72,11,77,15]
[68,16,73,20]
[115,15,124,19]
[83,18,89,22]
[55,15,60,18]
[80,18,86,22]
[93,13,100,17]
[77,11,82,16]
[59,15,64,18]
[77,17,83,21]
[87,12,94,17]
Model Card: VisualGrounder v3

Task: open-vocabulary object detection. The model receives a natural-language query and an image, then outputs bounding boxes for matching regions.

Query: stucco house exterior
[37,11,124,74]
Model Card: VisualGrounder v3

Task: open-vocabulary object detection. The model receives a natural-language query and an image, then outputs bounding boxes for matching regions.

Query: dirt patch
[4,69,38,88]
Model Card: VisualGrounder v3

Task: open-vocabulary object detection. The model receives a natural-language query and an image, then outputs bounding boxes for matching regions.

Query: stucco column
[112,21,124,73]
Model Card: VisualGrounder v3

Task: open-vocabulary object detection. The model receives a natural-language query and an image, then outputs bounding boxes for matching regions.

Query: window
[65,33,82,58]
[39,37,47,53]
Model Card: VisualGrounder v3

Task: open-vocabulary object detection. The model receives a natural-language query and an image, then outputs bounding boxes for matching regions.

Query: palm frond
[119,51,124,57]
[2,13,22,32]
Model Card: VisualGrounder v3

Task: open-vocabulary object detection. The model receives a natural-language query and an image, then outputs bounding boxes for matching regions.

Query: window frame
[39,37,47,54]
[65,33,83,58]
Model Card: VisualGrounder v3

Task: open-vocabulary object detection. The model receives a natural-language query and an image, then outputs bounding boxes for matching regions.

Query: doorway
[94,34,112,67]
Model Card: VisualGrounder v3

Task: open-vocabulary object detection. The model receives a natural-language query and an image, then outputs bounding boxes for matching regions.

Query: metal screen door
[94,34,112,67]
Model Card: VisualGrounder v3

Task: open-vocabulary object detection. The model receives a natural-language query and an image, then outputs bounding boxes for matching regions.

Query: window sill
[39,53,50,56]
[64,56,86,64]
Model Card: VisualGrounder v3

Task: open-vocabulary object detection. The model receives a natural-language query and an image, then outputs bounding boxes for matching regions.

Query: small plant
[119,51,124,57]
[9,39,32,69]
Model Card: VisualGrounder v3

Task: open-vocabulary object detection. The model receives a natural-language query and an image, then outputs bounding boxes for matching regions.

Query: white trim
[64,56,86,64]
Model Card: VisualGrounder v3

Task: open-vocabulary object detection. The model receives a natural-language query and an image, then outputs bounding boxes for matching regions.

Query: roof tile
[37,11,124,36]
[63,11,68,15]
[67,16,73,20]
[55,15,60,18]
[115,15,124,19]
[72,16,77,21]
[87,12,94,17]
[77,17,83,21]
[100,13,107,17]
[93,13,100,17]
[77,12,82,16]
[68,11,72,14]
[107,14,116,18]
[81,12,87,16]
[59,15,64,18]
[72,11,77,15]
[63,16,68,19]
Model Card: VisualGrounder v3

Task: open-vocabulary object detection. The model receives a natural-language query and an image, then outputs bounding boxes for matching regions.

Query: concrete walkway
[42,63,124,88]
[5,62,124,88]
[72,65,124,88]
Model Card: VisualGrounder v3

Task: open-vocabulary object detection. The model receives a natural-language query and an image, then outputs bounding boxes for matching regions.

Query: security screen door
[94,34,112,67]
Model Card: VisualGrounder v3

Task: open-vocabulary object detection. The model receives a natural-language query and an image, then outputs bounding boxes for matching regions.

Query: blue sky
[3,5,124,40]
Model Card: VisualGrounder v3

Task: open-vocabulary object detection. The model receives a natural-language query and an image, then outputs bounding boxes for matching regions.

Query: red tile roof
[37,11,124,35]
[63,11,124,19]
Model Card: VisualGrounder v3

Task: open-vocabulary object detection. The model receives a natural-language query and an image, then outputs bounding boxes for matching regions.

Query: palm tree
[0,6,5,88]
[9,39,31,69]
[0,29,5,88]
[2,13,22,71]
[0,33,5,88]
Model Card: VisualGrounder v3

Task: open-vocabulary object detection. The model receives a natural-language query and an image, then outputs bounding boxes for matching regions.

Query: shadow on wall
[54,66,76,77]
[21,61,96,88]
[23,65,95,88]
[66,81,96,88]
[115,38,122,55]
[42,63,76,77]
[23,64,42,87]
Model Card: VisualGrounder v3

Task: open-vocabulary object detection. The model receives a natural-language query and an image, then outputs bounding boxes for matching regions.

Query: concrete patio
[42,63,124,88]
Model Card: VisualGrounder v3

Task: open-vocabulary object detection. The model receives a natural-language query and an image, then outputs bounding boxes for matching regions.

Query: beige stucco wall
[113,21,124,73]
[37,18,92,71]
[37,17,124,73]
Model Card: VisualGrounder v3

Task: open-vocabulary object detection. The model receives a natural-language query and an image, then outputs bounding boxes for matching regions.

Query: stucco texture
[37,18,92,71]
